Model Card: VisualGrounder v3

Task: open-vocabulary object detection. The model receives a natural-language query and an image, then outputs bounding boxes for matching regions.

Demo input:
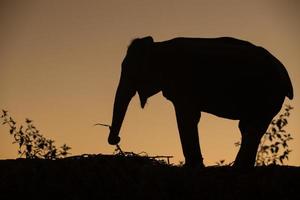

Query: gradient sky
[0,0,299,166]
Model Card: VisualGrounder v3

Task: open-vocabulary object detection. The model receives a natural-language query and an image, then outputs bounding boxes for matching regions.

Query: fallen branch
[95,122,173,164]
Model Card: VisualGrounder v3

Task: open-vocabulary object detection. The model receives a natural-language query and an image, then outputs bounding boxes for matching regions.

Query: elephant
[108,36,293,168]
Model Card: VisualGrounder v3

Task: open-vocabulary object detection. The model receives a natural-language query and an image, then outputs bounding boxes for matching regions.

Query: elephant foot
[233,162,254,169]
[233,154,256,169]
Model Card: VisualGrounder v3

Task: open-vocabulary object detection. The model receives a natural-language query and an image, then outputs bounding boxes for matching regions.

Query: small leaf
[2,109,8,116]
[9,128,15,135]
[276,119,282,129]
[274,141,280,146]
[269,135,273,142]
[282,141,287,148]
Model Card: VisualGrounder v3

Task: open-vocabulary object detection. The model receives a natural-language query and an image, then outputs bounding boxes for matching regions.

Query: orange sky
[0,0,299,166]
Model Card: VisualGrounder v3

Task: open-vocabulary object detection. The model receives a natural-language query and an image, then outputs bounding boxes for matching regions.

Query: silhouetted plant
[255,105,293,166]
[1,110,71,159]
[235,105,293,166]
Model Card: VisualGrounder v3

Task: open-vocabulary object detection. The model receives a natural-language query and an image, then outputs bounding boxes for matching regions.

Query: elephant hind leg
[174,102,204,168]
[234,118,272,168]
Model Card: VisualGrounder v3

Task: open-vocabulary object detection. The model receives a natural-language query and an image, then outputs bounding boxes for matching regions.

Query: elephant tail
[276,59,293,100]
[283,66,294,100]
[264,48,294,100]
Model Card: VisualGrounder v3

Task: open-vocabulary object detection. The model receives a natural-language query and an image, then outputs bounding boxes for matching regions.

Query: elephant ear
[127,36,154,108]
[138,36,154,108]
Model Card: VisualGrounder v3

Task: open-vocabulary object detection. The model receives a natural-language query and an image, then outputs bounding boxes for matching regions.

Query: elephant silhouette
[108,36,293,168]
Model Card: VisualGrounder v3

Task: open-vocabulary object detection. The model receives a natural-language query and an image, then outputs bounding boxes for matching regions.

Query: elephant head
[108,36,158,145]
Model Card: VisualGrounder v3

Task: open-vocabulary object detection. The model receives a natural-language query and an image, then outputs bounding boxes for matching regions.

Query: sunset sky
[0,0,299,166]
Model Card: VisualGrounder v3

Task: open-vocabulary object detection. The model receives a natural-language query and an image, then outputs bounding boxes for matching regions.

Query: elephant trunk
[108,78,135,145]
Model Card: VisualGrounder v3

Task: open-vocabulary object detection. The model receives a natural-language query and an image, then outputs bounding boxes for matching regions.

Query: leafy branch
[1,110,71,159]
[255,105,293,166]
[221,105,294,167]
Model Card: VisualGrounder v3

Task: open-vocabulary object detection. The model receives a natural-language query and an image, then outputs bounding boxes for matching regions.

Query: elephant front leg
[174,102,204,168]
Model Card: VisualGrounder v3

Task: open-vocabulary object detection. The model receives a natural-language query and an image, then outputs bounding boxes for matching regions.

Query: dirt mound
[0,154,299,200]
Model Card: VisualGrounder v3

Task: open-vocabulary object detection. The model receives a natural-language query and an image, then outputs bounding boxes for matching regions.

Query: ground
[0,154,299,200]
